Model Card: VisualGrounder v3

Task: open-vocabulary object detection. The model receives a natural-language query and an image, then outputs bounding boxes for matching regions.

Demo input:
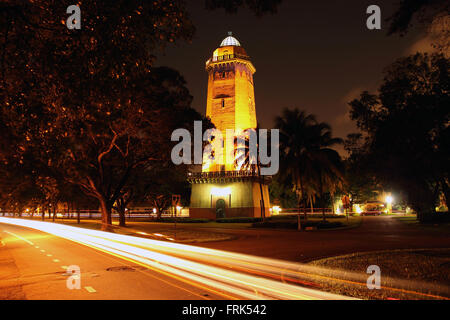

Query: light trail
[1,217,447,299]
[0,217,352,300]
[3,230,34,245]
[65,224,449,299]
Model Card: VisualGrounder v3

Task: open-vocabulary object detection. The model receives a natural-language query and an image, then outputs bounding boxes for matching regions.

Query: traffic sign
[342,195,350,208]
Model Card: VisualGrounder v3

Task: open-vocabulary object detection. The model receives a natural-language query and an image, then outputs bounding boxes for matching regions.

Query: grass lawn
[308,248,450,300]
[181,222,253,229]
[252,215,362,231]
[144,215,363,231]
[394,215,450,232]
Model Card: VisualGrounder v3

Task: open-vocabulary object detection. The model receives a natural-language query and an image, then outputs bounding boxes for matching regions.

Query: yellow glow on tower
[204,33,257,172]
[188,33,271,220]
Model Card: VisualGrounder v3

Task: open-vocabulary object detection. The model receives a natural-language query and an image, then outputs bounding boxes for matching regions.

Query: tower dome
[220,32,241,47]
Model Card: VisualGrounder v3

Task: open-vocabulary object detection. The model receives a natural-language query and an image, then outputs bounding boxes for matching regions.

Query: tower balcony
[206,53,251,66]
[187,170,271,184]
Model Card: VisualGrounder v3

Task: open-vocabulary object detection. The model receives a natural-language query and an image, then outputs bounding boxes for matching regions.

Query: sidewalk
[36,218,237,243]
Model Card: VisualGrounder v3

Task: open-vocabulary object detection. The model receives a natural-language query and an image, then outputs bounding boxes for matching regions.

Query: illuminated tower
[188,33,271,219]
[203,33,257,172]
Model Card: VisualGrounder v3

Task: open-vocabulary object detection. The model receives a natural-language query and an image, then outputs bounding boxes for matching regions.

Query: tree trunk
[52,205,56,222]
[331,194,335,214]
[318,180,326,222]
[299,175,308,221]
[322,206,326,221]
[118,208,126,227]
[409,182,436,223]
[157,208,162,221]
[99,198,113,231]
[257,165,266,222]
[299,177,307,221]
[303,197,308,221]
[116,198,127,227]
[297,196,302,231]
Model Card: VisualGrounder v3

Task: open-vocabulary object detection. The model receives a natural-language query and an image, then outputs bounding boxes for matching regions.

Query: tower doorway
[215,199,226,218]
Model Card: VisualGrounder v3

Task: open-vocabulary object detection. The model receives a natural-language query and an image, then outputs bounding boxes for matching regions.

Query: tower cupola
[220,32,241,47]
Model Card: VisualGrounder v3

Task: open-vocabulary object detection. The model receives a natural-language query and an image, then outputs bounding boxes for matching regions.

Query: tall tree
[387,0,449,53]
[387,0,449,36]
[1,1,196,230]
[343,133,382,206]
[349,53,449,221]
[275,108,343,221]
[0,0,283,229]
[268,175,297,209]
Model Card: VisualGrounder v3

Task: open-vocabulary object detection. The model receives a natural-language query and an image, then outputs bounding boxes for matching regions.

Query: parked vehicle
[361,201,384,216]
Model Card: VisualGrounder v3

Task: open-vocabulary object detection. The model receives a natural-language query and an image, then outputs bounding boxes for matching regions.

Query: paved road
[0,223,225,300]
[1,216,447,300]
[194,216,450,262]
[0,219,352,300]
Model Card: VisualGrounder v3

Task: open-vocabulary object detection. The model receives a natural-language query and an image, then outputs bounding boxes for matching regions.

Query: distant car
[361,201,384,216]
[361,209,382,216]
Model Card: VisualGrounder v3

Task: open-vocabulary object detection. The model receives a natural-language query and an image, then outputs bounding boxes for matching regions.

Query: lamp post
[385,195,393,214]
[172,194,181,240]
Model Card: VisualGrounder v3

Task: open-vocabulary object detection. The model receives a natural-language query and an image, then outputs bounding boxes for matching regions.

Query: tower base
[188,172,271,220]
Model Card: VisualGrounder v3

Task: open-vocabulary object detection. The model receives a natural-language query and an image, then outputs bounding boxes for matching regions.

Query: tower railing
[187,170,271,183]
[206,53,250,65]
[188,170,256,178]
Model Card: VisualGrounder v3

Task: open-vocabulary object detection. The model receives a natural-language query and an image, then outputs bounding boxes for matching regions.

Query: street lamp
[385,195,393,214]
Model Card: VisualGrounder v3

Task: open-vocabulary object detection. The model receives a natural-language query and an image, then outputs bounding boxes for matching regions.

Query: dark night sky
[156,0,433,156]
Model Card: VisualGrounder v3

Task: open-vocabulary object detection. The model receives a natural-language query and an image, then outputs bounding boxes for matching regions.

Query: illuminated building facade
[188,33,271,219]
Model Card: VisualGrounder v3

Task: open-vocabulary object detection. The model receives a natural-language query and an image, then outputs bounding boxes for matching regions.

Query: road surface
[0,218,352,300]
[0,222,228,299]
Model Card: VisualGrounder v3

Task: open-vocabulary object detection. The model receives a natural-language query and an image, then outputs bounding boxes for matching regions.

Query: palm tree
[275,108,344,225]
[309,126,345,220]
[233,128,267,221]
